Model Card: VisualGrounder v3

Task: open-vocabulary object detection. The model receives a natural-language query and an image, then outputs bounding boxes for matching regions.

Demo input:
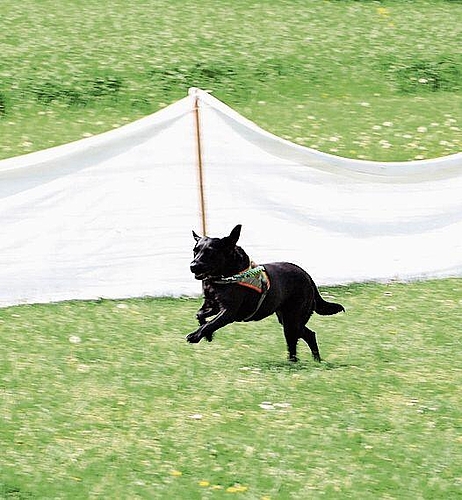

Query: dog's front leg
[196,298,220,325]
[186,308,235,344]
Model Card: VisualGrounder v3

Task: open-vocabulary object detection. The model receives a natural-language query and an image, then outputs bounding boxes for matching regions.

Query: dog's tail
[313,285,345,316]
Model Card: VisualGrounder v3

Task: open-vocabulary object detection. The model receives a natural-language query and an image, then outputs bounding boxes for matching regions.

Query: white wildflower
[259,402,275,410]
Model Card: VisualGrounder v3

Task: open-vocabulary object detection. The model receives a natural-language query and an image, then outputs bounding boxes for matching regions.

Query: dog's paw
[186,332,202,343]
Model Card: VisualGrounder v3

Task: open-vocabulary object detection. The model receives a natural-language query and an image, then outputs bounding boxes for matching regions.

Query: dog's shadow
[249,359,350,373]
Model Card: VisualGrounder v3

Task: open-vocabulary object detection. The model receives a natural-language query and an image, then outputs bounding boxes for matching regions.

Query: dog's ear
[192,230,201,242]
[223,224,242,247]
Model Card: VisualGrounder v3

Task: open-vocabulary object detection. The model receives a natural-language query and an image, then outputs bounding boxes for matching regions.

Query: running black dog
[187,225,344,362]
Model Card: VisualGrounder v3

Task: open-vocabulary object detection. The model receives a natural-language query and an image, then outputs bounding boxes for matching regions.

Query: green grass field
[1,279,462,499]
[1,0,462,498]
[1,0,461,161]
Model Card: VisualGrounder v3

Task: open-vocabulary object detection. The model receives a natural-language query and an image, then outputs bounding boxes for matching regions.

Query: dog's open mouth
[194,272,207,280]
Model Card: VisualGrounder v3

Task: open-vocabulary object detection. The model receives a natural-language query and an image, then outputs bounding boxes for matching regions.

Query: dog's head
[190,225,242,280]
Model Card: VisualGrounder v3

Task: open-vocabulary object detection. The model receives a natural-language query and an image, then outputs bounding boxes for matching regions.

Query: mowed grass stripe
[1,279,461,498]
[1,0,461,161]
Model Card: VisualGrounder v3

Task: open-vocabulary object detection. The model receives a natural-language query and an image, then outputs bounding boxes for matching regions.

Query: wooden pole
[193,91,207,236]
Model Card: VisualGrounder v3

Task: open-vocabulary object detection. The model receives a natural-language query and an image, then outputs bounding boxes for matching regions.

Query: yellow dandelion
[170,470,182,477]
[377,7,389,16]
[227,484,248,493]
[199,480,210,487]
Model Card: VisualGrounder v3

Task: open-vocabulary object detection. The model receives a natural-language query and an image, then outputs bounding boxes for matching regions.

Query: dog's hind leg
[284,328,299,362]
[278,309,321,362]
[300,327,321,362]
[277,311,301,362]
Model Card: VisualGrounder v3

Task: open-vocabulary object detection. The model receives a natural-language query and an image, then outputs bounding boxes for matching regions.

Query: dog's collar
[212,264,270,294]
[211,261,262,285]
[212,264,270,321]
[205,262,270,322]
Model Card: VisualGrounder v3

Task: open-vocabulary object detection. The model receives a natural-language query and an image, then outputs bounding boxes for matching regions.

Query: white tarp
[1,88,461,307]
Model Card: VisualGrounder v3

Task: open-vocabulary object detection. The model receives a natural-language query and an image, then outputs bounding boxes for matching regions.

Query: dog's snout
[190,260,207,280]
[190,260,203,274]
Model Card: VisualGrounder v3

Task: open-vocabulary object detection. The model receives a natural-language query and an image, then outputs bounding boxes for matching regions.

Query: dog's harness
[212,263,271,321]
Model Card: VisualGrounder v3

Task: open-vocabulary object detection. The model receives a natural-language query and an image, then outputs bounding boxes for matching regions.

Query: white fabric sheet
[0,88,461,307]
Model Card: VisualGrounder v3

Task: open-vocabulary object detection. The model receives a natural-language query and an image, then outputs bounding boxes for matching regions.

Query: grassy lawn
[1,0,461,161]
[1,279,462,498]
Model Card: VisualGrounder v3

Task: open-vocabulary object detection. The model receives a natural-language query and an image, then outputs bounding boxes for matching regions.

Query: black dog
[187,225,344,362]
